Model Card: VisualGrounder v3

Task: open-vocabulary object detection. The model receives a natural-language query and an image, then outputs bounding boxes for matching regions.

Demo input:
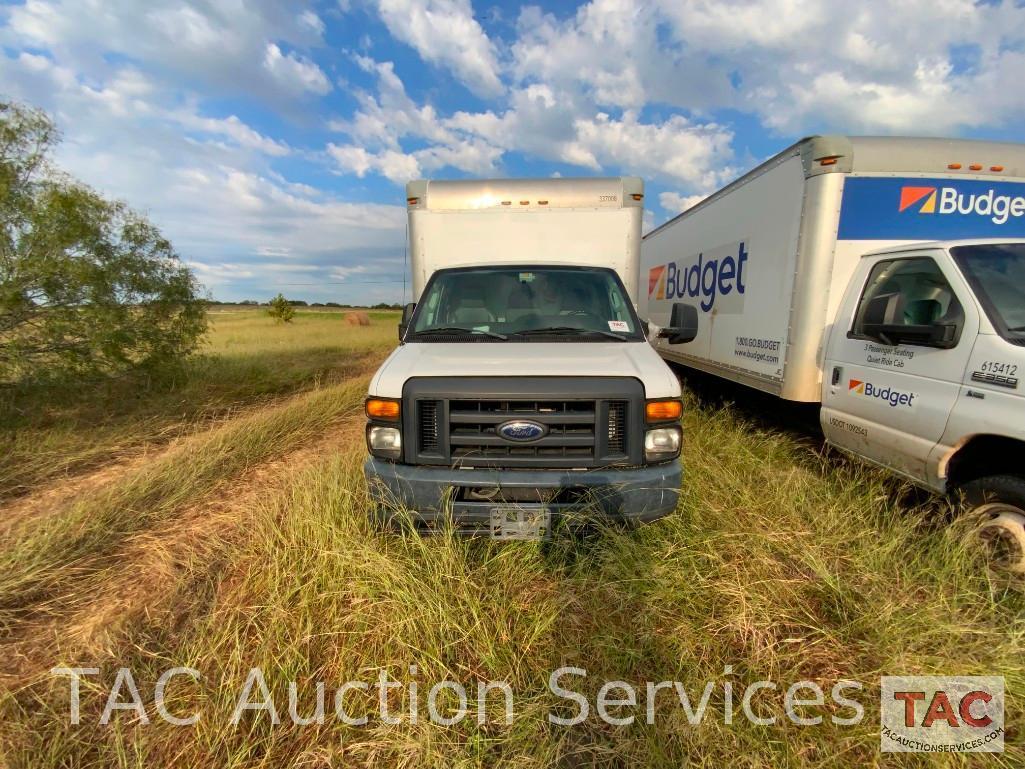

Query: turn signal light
[947,163,962,170]
[991,165,1004,172]
[631,193,644,201]
[646,400,682,422]
[819,157,838,166]
[407,197,419,205]
[366,398,400,421]
[969,164,983,171]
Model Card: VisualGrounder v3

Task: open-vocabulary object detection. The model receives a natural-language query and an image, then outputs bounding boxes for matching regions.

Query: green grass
[1,327,1022,767]
[0,309,397,500]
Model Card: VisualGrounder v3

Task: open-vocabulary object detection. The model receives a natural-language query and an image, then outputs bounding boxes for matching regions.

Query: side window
[421,284,443,326]
[850,257,965,346]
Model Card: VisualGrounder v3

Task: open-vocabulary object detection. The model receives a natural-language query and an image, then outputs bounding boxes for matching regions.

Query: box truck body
[406,177,643,302]
[641,136,1025,570]
[364,177,691,539]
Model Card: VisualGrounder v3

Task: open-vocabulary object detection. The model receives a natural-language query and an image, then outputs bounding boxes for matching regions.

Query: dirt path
[0,350,390,538]
[3,411,367,687]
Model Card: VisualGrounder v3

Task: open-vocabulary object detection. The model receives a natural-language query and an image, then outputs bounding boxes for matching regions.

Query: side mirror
[657,303,699,345]
[398,302,415,341]
[861,292,958,349]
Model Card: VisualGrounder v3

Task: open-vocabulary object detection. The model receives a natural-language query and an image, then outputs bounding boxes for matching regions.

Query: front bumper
[364,458,681,532]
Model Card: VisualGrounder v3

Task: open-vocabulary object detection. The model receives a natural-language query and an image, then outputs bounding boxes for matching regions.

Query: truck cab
[823,239,1025,569]
[364,178,696,539]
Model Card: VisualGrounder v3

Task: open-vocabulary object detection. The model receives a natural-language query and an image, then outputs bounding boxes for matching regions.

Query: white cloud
[331,56,735,187]
[0,46,404,302]
[263,43,331,95]
[659,191,707,214]
[328,143,422,184]
[3,0,330,104]
[373,0,503,97]
[504,0,1025,136]
[172,111,291,156]
[566,112,734,189]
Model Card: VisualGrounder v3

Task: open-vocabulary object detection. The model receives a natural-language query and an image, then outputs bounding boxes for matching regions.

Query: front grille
[449,399,596,462]
[402,378,644,469]
[607,401,626,454]
[418,400,440,453]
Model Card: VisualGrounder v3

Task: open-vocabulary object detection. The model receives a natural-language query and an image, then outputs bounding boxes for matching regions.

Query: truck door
[821,252,978,484]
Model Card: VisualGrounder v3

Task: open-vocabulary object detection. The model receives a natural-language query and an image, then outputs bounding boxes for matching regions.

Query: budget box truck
[364,177,698,539]
[639,135,1025,571]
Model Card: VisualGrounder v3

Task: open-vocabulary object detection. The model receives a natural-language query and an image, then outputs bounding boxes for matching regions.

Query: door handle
[831,366,842,386]
[966,390,986,400]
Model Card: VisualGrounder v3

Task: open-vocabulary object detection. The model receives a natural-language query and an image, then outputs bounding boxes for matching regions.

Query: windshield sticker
[608,320,629,332]
[518,272,535,282]
[472,325,491,332]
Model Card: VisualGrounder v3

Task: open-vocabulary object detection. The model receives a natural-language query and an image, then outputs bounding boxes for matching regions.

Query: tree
[267,293,295,323]
[0,100,207,384]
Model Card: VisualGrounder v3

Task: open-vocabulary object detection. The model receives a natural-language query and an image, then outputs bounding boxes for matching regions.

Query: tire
[959,475,1025,575]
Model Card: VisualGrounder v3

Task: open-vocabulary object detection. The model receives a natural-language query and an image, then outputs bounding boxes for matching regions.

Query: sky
[2,0,1025,303]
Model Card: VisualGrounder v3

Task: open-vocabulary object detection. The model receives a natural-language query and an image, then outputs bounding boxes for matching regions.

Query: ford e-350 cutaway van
[364,177,698,540]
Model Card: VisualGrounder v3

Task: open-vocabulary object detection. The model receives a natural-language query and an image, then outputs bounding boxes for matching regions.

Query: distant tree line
[213,299,404,310]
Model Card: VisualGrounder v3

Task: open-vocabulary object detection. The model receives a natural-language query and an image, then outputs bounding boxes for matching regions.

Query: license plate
[490,506,550,540]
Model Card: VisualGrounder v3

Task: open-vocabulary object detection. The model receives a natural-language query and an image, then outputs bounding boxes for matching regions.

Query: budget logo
[881,676,1004,753]
[655,241,749,313]
[648,264,666,300]
[898,183,1025,225]
[898,186,937,214]
[848,379,916,408]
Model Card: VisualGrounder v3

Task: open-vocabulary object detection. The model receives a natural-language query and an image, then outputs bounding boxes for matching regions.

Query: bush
[0,101,207,384]
[267,293,295,323]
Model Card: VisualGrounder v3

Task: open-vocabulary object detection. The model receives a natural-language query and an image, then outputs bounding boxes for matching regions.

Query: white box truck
[364,177,698,539]
[639,135,1025,571]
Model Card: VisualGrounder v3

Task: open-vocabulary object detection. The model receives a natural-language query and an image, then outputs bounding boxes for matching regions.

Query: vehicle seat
[561,284,602,326]
[904,298,942,325]
[450,299,493,325]
[505,284,537,322]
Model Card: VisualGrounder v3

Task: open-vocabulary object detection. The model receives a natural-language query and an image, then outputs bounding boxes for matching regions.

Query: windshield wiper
[513,326,626,341]
[413,326,507,340]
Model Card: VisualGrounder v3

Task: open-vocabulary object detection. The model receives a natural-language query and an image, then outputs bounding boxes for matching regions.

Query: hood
[369,341,680,399]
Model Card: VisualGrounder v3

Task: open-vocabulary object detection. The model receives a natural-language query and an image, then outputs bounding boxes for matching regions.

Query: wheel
[959,476,1025,574]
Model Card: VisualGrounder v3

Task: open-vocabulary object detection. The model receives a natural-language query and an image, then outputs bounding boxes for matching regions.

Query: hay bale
[344,311,371,326]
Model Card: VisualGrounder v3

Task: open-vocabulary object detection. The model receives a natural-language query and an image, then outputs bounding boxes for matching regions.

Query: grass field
[0,310,1022,767]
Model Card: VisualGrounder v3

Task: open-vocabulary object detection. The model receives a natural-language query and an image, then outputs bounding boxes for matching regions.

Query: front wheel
[958,476,1025,575]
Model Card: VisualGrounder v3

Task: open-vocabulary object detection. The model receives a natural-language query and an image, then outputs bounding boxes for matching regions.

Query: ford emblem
[497,420,547,442]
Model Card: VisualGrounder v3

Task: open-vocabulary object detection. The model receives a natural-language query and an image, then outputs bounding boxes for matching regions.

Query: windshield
[409,266,642,342]
[951,243,1025,344]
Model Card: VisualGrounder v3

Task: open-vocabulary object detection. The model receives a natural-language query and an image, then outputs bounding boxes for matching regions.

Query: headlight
[368,425,402,460]
[644,426,681,462]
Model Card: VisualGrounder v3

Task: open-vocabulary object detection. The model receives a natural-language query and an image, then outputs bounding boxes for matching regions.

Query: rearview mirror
[657,303,699,345]
[398,302,415,341]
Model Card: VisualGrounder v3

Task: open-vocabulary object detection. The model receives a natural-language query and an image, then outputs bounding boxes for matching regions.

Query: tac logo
[648,265,666,300]
[848,378,916,408]
[881,676,1004,753]
[898,186,937,214]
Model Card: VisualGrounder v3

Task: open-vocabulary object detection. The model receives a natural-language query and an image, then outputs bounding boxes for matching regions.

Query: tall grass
[2,383,1021,767]
[0,310,398,499]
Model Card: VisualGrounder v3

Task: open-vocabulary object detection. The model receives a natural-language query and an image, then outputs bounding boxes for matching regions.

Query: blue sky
[2,0,1025,303]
